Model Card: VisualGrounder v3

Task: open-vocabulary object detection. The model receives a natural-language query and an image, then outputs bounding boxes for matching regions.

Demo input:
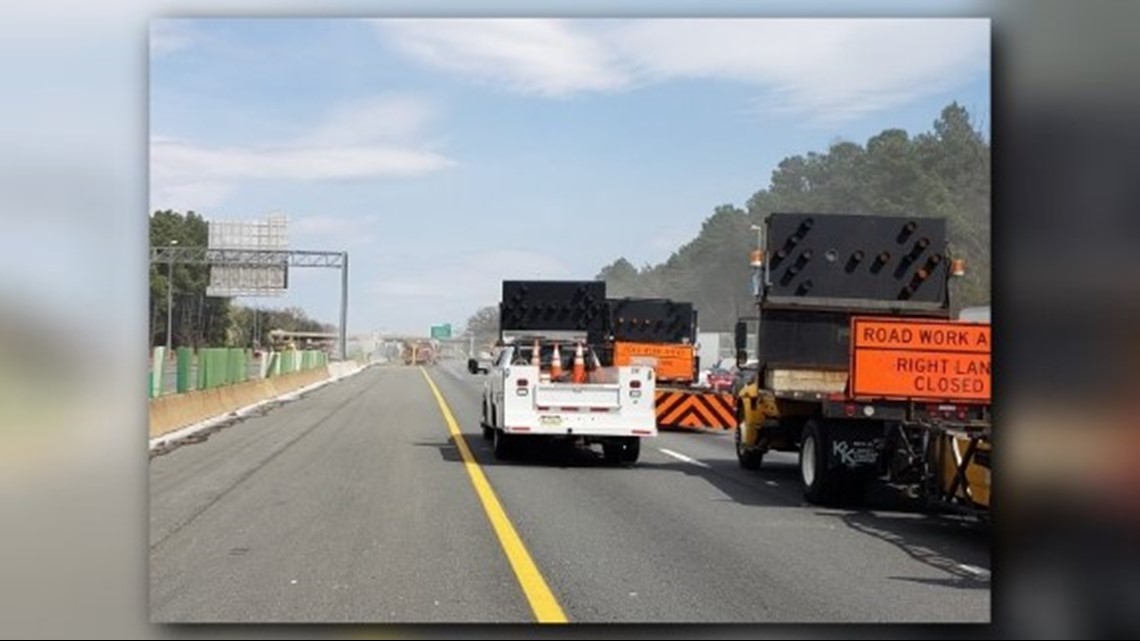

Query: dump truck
[600,298,736,431]
[734,213,991,515]
[471,280,657,463]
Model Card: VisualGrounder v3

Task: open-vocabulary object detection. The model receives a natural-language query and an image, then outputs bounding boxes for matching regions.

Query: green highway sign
[430,324,452,339]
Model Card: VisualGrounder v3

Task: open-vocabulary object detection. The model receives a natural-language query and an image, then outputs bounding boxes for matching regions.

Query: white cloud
[374,18,988,122]
[150,96,454,212]
[294,95,436,146]
[373,19,632,97]
[152,139,451,181]
[616,19,989,123]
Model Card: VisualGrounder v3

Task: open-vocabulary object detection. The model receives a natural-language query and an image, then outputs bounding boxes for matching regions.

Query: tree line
[592,102,990,332]
[465,102,990,336]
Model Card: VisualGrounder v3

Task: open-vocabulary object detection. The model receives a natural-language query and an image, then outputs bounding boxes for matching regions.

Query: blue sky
[150,18,989,335]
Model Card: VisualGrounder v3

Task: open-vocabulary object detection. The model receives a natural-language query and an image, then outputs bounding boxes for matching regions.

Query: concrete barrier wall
[149,366,330,439]
[326,360,363,380]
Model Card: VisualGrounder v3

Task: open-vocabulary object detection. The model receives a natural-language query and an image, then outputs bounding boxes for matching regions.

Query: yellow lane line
[419,367,568,624]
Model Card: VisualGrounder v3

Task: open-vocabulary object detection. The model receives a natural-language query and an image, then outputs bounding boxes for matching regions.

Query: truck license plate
[539,416,562,427]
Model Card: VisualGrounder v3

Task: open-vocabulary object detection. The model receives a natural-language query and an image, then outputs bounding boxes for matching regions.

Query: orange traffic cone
[550,343,563,380]
[531,339,541,367]
[571,342,586,383]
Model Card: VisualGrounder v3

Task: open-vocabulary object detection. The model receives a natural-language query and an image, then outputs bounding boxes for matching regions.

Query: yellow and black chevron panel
[655,389,737,430]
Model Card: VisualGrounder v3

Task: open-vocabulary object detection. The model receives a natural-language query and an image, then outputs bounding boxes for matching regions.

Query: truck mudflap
[823,421,884,471]
[655,388,736,430]
[830,437,881,469]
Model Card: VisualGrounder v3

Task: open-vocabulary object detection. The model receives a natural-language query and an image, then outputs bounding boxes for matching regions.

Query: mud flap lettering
[831,440,879,468]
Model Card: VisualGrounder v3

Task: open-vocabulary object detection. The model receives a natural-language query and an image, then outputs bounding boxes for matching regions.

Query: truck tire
[493,428,513,460]
[603,438,640,466]
[620,437,640,464]
[481,401,493,440]
[735,409,763,470]
[800,419,843,506]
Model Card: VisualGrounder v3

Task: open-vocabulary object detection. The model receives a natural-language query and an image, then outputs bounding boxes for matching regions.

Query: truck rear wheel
[735,410,763,470]
[621,437,640,464]
[800,419,843,505]
[481,401,493,440]
[603,438,640,465]
[493,428,513,460]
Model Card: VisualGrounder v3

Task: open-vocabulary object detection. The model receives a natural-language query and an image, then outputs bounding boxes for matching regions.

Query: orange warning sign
[612,341,695,382]
[851,317,991,402]
[853,318,990,353]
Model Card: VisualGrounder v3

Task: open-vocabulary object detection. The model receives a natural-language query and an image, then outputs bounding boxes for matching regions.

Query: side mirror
[467,358,478,374]
[734,320,748,368]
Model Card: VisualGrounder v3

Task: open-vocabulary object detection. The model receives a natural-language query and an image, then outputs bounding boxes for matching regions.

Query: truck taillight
[844,403,856,417]
[630,380,641,389]
[516,378,528,387]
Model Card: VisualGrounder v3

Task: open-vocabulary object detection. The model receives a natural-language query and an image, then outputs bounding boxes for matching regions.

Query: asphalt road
[149,361,990,623]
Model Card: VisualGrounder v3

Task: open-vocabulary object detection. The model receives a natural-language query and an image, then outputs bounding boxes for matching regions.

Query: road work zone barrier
[148,354,355,440]
[149,347,330,398]
[654,389,736,430]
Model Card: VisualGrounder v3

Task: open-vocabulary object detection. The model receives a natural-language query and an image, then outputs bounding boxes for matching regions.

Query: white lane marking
[766,480,779,487]
[957,564,991,579]
[658,448,710,468]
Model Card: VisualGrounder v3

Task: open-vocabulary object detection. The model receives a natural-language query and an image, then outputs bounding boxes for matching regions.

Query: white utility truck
[471,281,657,464]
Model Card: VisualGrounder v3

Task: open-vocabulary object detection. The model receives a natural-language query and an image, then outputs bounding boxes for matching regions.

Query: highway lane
[149,366,531,623]
[149,361,990,623]
[433,361,990,623]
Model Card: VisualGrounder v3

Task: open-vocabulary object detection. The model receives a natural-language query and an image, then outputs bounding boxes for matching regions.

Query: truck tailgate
[534,384,621,409]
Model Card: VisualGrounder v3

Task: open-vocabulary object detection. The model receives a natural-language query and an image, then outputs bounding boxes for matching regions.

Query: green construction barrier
[227,348,242,384]
[222,349,231,385]
[200,349,209,389]
[203,349,214,389]
[206,348,224,389]
[176,347,192,393]
[221,349,232,386]
[196,349,207,390]
[150,347,165,399]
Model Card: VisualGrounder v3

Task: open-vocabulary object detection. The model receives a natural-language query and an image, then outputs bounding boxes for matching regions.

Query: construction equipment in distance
[402,339,437,366]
